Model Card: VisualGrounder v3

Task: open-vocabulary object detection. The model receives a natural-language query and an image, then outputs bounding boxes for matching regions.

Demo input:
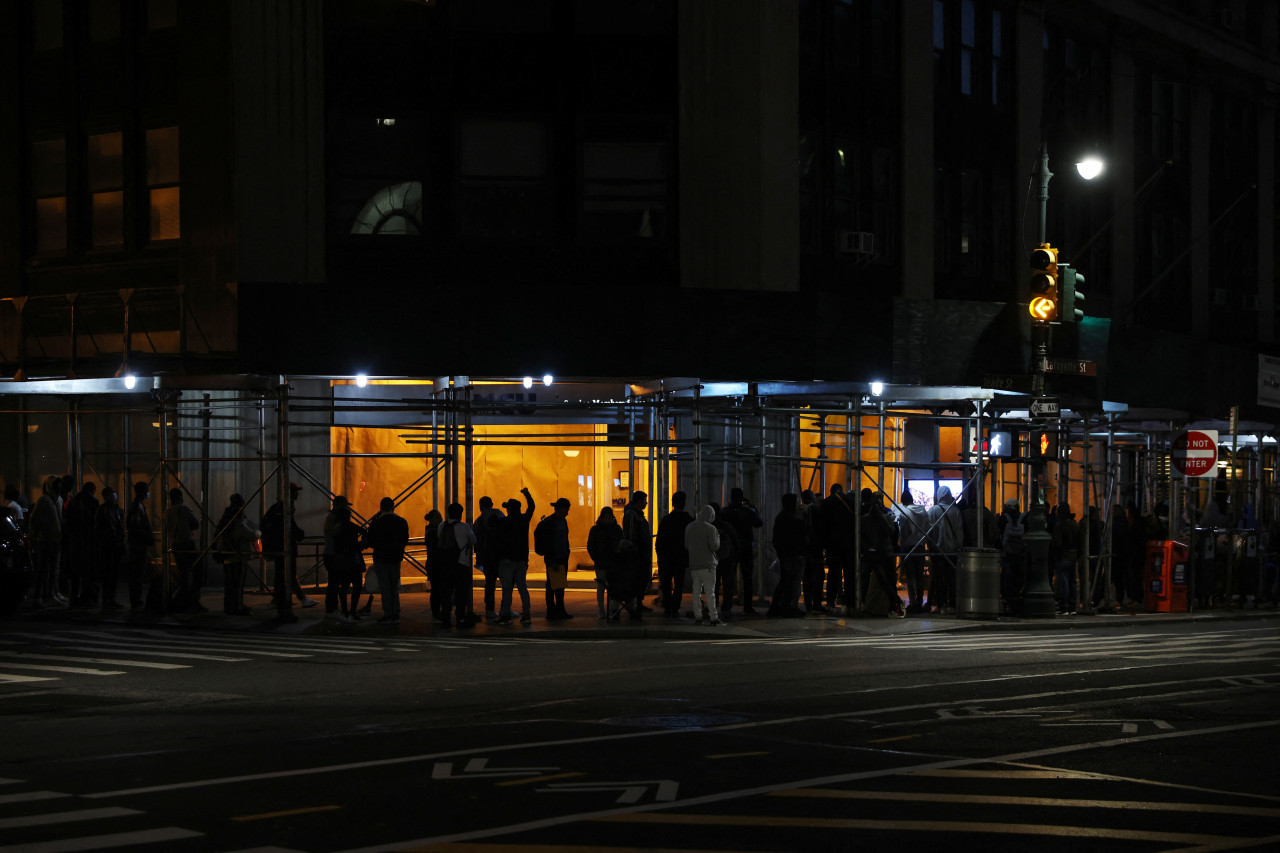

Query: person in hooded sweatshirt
[926,485,962,614]
[896,489,930,614]
[684,505,724,626]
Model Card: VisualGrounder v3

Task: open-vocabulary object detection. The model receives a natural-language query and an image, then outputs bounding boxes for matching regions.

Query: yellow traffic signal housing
[1028,243,1059,323]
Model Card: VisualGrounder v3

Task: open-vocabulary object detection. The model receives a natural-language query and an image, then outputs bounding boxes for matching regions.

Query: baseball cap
[554,497,571,509]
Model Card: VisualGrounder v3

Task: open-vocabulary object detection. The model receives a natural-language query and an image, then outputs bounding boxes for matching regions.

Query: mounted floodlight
[1075,157,1104,180]
[870,381,884,397]
[123,374,137,390]
[543,374,553,386]
[355,374,369,388]
[523,376,534,389]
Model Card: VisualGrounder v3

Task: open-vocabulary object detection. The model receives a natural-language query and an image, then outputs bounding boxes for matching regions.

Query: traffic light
[1028,429,1059,460]
[1060,263,1085,323]
[1028,243,1059,323]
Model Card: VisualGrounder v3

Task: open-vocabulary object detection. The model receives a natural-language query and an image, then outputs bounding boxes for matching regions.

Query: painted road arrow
[538,779,679,804]
[431,758,559,780]
[1041,719,1174,734]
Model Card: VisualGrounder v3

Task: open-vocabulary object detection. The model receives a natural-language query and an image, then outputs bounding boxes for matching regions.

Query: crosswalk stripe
[0,806,141,829]
[0,826,203,853]
[0,673,56,683]
[0,651,189,670]
[0,790,70,805]
[146,630,400,654]
[10,645,249,663]
[38,632,311,659]
[0,663,123,676]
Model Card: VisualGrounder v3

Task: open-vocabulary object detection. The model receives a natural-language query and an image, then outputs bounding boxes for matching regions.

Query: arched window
[351,181,423,235]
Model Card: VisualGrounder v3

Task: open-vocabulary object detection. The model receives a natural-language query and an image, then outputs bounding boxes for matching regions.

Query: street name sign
[1172,430,1218,478]
[1030,397,1060,417]
[1038,357,1098,376]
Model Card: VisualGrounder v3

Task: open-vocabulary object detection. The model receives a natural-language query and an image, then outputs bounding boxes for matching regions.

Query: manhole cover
[600,714,746,728]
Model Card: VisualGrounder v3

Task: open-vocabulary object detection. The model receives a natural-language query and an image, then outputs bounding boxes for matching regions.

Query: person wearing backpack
[896,489,930,614]
[998,498,1026,615]
[438,502,478,628]
[536,497,574,620]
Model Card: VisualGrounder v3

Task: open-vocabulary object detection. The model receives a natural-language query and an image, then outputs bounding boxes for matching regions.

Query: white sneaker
[300,597,319,608]
[53,593,69,604]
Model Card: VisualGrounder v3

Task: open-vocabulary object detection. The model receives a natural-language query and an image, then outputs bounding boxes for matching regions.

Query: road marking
[0,651,188,669]
[496,772,586,787]
[0,663,125,676]
[706,751,771,759]
[0,827,203,853]
[333,719,1280,852]
[1174,833,1280,852]
[48,631,311,658]
[0,790,70,805]
[0,806,141,829]
[431,758,560,780]
[0,673,55,683]
[1042,719,1174,734]
[539,780,679,805]
[231,805,342,821]
[1002,761,1280,804]
[398,845,729,853]
[867,735,919,744]
[19,645,248,662]
[770,788,1280,817]
[597,814,1235,845]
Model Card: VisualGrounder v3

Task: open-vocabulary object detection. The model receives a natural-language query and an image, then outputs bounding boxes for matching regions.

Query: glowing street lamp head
[522,376,533,389]
[355,374,368,388]
[542,374,553,386]
[1075,157,1104,180]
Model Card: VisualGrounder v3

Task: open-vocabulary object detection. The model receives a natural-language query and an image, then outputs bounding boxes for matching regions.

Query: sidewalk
[13,586,1280,640]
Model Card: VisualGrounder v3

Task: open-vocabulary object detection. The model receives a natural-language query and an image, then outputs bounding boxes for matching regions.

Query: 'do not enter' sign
[1172,430,1218,478]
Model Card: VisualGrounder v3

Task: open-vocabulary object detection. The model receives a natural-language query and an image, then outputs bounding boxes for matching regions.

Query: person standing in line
[896,489,930,614]
[262,483,315,622]
[621,492,651,619]
[721,487,764,617]
[707,501,739,619]
[998,498,1027,615]
[424,508,447,623]
[545,497,574,620]
[215,494,258,616]
[328,504,366,622]
[586,506,621,621]
[322,495,351,617]
[28,475,64,607]
[439,503,479,628]
[126,482,154,611]
[820,484,850,610]
[800,490,828,615]
[926,485,962,615]
[64,481,100,606]
[474,496,506,621]
[654,490,693,618]
[768,492,808,618]
[4,484,25,528]
[164,488,203,613]
[94,486,127,611]
[497,488,535,625]
[1052,501,1082,615]
[685,504,724,626]
[365,497,409,624]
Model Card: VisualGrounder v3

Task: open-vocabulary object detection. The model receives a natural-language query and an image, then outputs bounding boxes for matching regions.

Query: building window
[88,0,121,43]
[581,142,667,243]
[457,118,550,241]
[351,182,423,235]
[147,0,177,30]
[991,9,1004,105]
[87,131,124,247]
[960,0,975,96]
[145,126,180,241]
[31,138,67,255]
[32,1,63,51]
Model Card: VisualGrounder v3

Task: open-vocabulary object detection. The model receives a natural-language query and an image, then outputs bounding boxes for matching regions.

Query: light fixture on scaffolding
[356,374,369,388]
[543,374,553,386]
[522,376,534,389]
[870,381,885,397]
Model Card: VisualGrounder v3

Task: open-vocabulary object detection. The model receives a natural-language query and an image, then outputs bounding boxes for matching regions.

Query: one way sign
[1030,397,1059,418]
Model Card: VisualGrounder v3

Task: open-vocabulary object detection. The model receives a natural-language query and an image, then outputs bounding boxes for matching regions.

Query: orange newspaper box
[1144,540,1190,612]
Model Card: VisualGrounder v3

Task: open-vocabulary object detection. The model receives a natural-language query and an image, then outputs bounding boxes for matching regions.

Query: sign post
[1171,430,1219,478]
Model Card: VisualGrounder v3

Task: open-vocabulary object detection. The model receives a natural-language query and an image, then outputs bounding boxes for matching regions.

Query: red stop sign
[1172,430,1218,477]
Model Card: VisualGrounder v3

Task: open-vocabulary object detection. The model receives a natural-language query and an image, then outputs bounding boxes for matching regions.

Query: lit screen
[905,479,964,511]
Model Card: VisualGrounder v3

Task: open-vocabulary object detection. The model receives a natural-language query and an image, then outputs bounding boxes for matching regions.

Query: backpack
[438,521,461,566]
[1003,515,1026,556]
[532,515,555,557]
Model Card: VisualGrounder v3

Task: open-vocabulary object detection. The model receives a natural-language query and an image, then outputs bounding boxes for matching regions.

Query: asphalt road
[1,616,1278,852]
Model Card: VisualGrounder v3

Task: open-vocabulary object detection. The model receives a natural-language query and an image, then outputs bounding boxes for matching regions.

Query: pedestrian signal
[1029,429,1059,460]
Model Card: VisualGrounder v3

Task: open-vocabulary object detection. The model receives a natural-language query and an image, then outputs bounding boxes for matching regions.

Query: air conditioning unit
[837,230,875,254]
[1211,287,1228,306]
[1243,294,1260,310]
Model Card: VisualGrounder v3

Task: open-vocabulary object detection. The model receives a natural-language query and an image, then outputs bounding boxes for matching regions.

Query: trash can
[1144,540,1190,613]
[957,548,1001,619]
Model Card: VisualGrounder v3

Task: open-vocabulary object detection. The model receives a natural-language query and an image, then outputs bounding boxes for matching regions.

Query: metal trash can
[957,547,1001,619]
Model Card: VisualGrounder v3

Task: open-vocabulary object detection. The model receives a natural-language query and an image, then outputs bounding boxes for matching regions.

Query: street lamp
[1075,156,1104,181]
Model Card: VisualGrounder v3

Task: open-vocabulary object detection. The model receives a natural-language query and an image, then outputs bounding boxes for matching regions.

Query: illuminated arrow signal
[1029,296,1056,321]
